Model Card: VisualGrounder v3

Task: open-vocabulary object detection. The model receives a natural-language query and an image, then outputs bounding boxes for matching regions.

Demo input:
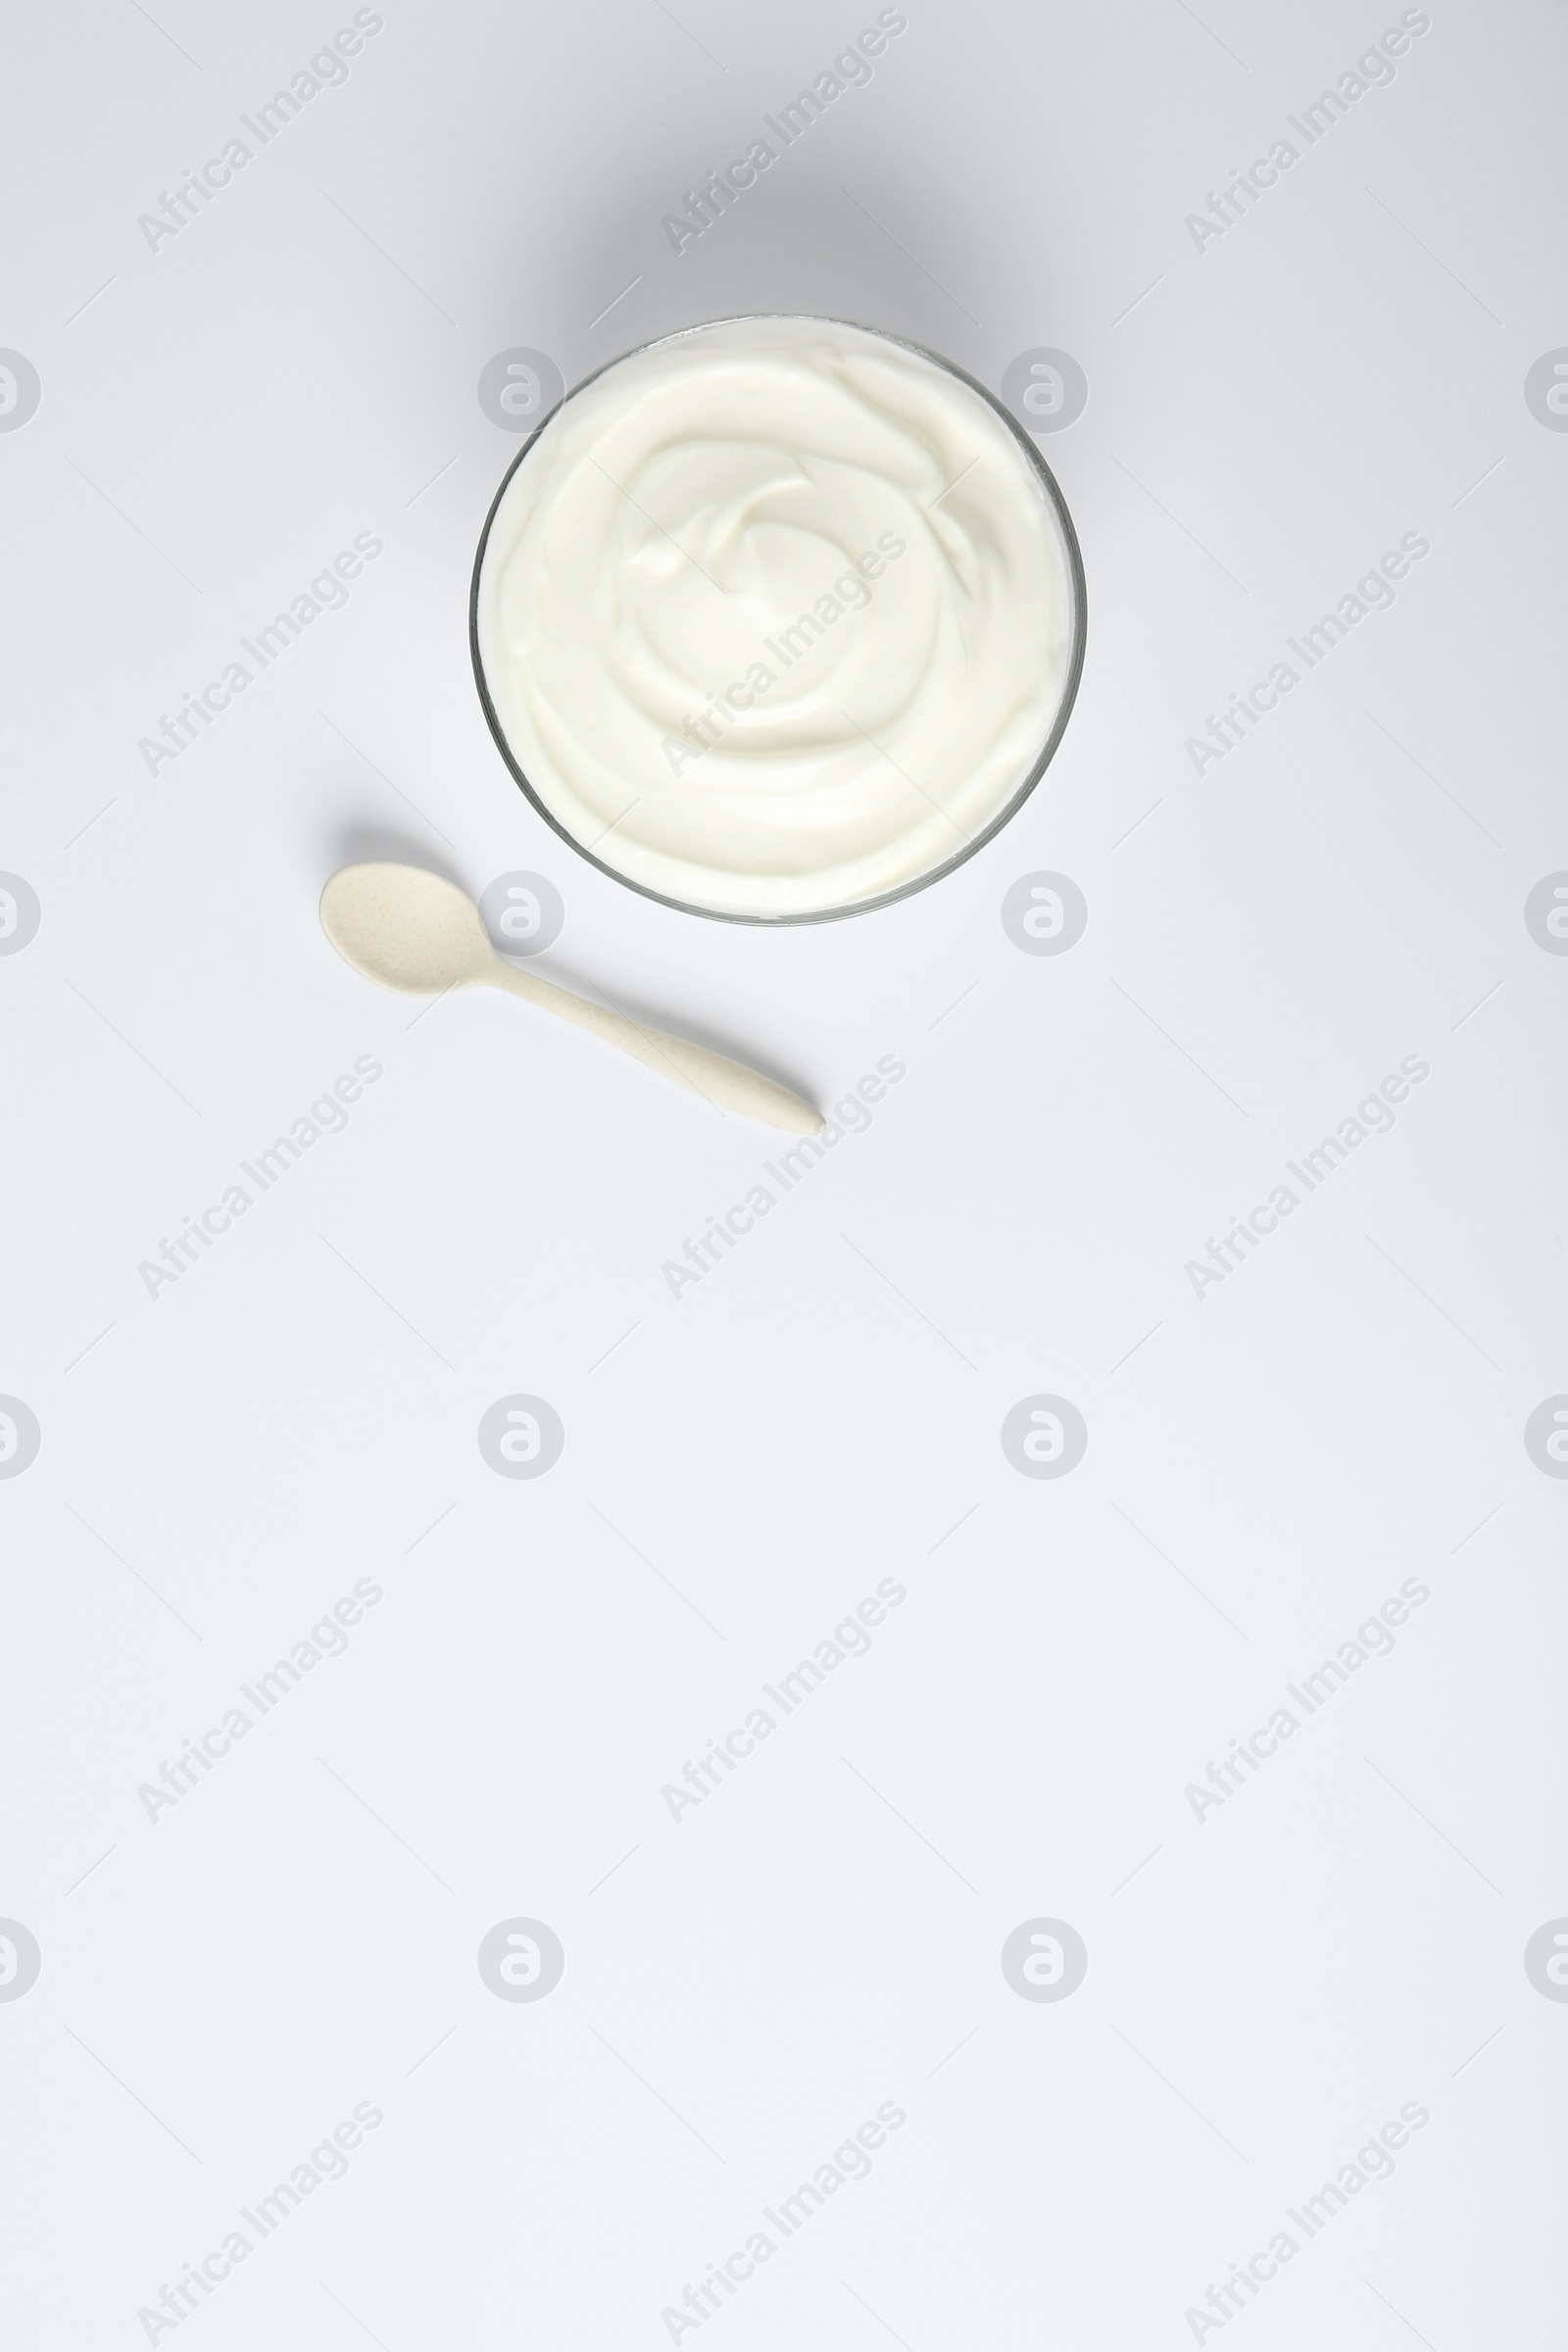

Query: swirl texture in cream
[475,316,1077,918]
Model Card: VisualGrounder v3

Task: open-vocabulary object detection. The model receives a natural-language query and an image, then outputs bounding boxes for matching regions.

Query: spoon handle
[485,960,823,1137]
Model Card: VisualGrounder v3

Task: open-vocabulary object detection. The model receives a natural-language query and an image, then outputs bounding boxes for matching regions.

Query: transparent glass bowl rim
[468,312,1089,927]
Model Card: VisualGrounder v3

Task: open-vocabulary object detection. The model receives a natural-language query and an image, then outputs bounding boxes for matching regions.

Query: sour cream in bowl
[471,314,1085,922]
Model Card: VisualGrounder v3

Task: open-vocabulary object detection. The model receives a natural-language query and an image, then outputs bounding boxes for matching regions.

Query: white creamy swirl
[475,316,1077,918]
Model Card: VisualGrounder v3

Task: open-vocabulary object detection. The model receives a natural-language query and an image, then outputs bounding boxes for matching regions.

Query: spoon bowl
[320,862,493,994]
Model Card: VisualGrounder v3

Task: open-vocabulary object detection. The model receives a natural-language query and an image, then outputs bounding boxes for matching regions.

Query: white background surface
[3,1,1567,2345]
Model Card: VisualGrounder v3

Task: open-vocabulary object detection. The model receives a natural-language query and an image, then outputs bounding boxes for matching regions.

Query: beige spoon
[320,862,823,1136]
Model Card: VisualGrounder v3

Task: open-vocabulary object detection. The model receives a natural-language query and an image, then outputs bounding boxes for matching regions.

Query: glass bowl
[469,314,1087,925]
